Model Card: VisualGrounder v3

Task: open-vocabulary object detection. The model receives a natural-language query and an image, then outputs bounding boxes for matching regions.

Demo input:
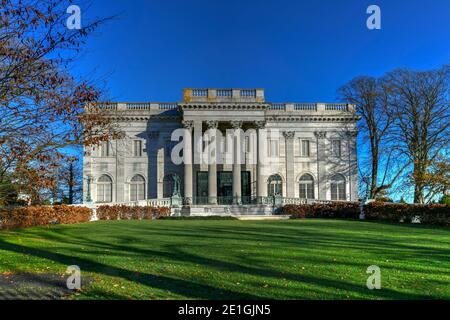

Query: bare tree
[385,66,450,203]
[0,0,122,203]
[339,76,405,199]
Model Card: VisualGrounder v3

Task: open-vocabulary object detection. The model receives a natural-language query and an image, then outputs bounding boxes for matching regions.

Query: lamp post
[86,175,92,203]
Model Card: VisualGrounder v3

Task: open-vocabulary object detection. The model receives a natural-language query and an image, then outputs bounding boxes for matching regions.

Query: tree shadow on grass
[0,240,262,300]
[2,220,448,299]
[13,231,436,300]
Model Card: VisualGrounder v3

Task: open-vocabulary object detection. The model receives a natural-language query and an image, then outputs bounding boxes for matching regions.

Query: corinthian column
[283,131,296,198]
[182,120,193,205]
[314,131,327,200]
[255,121,267,203]
[206,120,218,205]
[231,121,243,204]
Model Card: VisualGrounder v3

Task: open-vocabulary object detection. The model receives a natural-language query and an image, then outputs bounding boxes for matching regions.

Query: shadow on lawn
[1,220,446,299]
[0,239,262,300]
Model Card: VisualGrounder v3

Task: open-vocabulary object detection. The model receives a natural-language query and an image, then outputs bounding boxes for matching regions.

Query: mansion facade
[83,88,359,215]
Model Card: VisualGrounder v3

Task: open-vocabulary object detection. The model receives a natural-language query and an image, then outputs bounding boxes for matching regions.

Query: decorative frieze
[182,120,194,130]
[230,121,243,129]
[206,120,219,129]
[255,121,266,129]
[346,130,358,138]
[314,131,327,139]
[283,131,296,140]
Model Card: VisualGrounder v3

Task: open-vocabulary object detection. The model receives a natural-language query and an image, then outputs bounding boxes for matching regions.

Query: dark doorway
[196,171,208,204]
[217,172,233,204]
[241,171,251,204]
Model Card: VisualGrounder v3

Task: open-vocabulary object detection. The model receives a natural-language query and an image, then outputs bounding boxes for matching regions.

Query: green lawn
[0,219,449,299]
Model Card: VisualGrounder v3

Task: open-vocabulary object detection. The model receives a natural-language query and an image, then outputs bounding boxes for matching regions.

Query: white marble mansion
[83,88,359,215]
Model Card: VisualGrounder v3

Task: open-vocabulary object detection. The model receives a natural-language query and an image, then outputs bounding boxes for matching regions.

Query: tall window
[133,140,142,157]
[244,136,250,153]
[331,174,346,200]
[268,174,283,197]
[97,175,112,203]
[300,139,310,157]
[331,140,341,157]
[100,141,110,157]
[299,174,315,199]
[130,175,145,201]
[267,139,279,157]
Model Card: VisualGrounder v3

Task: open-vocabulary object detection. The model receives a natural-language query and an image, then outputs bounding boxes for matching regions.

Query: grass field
[0,219,449,300]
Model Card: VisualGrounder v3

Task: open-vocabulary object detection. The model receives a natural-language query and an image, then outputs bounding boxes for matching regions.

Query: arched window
[331,174,346,200]
[268,174,283,197]
[299,174,315,199]
[130,175,145,201]
[97,175,112,203]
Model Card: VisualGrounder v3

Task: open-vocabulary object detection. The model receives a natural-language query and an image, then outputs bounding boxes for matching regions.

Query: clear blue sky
[77,0,450,103]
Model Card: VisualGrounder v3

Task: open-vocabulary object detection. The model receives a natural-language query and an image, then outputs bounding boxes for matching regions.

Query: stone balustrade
[90,89,355,114]
[93,101,355,114]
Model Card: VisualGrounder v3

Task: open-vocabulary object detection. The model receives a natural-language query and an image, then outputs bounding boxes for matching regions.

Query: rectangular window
[299,183,314,199]
[267,139,279,157]
[331,140,341,157]
[97,184,112,203]
[130,184,145,202]
[300,140,310,157]
[331,183,346,200]
[134,140,142,157]
[100,141,110,157]
[244,136,250,153]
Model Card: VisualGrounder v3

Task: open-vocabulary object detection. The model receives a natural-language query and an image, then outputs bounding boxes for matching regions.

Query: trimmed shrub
[282,202,360,219]
[364,202,450,226]
[0,205,92,229]
[96,205,170,221]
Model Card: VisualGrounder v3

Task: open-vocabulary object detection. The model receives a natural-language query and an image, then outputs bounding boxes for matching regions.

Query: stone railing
[91,102,179,112]
[184,88,265,103]
[93,101,354,114]
[78,198,172,208]
[268,103,354,113]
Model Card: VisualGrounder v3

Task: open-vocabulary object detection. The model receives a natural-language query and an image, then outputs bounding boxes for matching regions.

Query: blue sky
[77,0,450,103]
[71,0,449,201]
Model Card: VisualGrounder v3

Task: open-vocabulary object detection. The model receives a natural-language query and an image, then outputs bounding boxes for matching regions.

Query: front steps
[235,215,290,221]
[172,204,279,217]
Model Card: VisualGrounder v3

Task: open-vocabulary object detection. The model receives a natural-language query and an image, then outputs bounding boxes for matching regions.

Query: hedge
[0,205,92,229]
[364,202,450,226]
[96,205,170,221]
[282,202,360,219]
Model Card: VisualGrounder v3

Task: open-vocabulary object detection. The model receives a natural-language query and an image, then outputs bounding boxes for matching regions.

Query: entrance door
[196,172,208,204]
[217,172,233,204]
[241,171,251,204]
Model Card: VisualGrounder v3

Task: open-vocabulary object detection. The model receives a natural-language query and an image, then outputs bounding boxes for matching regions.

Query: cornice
[265,115,359,122]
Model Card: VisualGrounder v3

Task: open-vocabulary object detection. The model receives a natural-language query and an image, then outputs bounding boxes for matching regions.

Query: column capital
[255,121,266,129]
[346,130,358,138]
[283,131,296,140]
[182,120,194,130]
[314,131,327,139]
[230,120,243,129]
[206,120,218,129]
